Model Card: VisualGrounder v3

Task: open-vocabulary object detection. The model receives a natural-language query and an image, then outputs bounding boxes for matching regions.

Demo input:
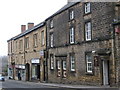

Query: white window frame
[70,55,75,71]
[63,61,66,70]
[85,2,91,14]
[86,53,92,73]
[50,20,53,28]
[57,60,60,70]
[50,34,53,47]
[70,10,74,20]
[50,55,54,70]
[70,27,75,44]
[85,22,91,41]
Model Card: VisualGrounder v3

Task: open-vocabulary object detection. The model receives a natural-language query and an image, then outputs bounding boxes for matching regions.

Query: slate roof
[46,2,79,20]
[7,21,45,42]
[7,2,79,42]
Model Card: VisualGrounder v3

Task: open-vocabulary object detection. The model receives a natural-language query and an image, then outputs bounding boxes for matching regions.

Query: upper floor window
[70,27,75,44]
[15,41,17,52]
[33,34,38,47]
[85,22,91,41]
[86,53,92,73]
[85,2,91,14]
[69,10,74,20]
[19,40,23,50]
[41,31,45,46]
[70,54,75,71]
[50,20,53,29]
[25,37,29,49]
[50,33,53,47]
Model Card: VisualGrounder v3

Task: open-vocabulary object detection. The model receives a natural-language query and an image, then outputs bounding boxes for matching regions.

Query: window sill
[83,12,91,16]
[68,18,75,22]
[85,72,94,76]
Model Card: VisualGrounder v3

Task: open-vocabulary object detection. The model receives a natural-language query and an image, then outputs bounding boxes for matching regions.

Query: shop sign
[31,58,40,64]
[15,65,25,69]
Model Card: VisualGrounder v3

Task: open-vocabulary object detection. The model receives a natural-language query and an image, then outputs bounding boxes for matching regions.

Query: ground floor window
[32,65,37,78]
[50,54,54,70]
[86,52,92,73]
[70,54,75,71]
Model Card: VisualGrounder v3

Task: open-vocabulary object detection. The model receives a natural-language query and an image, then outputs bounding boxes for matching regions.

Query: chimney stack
[28,23,34,29]
[21,25,26,33]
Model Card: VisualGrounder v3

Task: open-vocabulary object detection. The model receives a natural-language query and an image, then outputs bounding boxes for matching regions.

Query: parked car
[0,74,5,81]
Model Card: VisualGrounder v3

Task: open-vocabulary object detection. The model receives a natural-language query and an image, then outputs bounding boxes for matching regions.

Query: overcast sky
[0,0,67,56]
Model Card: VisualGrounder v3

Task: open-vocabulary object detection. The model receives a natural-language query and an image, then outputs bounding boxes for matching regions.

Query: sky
[0,0,67,56]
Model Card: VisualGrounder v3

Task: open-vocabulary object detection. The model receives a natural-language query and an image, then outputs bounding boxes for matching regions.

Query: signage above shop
[31,58,40,64]
[15,65,25,69]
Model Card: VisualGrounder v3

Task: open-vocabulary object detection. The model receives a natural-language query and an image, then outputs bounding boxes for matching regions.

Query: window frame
[19,40,23,50]
[57,60,60,70]
[86,53,93,73]
[85,21,92,41]
[25,37,29,49]
[70,54,75,71]
[69,10,74,20]
[50,33,54,47]
[63,60,66,70]
[70,27,75,44]
[41,30,45,46]
[50,19,53,29]
[50,54,54,70]
[84,2,91,14]
[33,33,38,47]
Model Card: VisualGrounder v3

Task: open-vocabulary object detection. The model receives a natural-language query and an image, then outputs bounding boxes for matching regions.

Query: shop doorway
[25,63,30,81]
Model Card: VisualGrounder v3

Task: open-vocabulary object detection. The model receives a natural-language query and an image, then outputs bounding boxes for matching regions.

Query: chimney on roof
[28,23,34,29]
[21,25,26,33]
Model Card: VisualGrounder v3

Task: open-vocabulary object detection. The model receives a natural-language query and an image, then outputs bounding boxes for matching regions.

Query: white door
[103,60,109,85]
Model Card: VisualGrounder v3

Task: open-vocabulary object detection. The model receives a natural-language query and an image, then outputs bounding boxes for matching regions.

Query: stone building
[46,2,120,86]
[7,22,47,82]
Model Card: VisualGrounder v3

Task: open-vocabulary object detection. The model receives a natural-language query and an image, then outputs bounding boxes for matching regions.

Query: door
[102,60,109,85]
[25,63,30,81]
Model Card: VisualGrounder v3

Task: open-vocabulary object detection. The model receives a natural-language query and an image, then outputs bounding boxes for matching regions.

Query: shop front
[8,65,13,79]
[31,58,40,81]
[15,64,26,81]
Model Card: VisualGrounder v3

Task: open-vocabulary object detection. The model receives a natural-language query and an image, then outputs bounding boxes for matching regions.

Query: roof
[7,21,45,42]
[46,2,79,21]
[7,2,79,42]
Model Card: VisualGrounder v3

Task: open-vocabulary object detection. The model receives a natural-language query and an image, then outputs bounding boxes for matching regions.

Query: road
[1,79,56,88]
[0,79,119,90]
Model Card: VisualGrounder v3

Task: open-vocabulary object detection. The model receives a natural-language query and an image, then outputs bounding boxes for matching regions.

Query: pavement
[26,81,119,89]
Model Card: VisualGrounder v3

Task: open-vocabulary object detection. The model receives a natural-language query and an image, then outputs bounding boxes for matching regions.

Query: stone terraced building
[8,1,120,87]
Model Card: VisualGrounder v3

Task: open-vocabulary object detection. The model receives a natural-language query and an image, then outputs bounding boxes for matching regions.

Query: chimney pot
[21,25,26,33]
[28,23,34,29]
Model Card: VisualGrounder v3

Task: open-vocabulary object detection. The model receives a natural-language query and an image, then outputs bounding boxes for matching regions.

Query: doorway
[25,63,30,81]
[102,60,109,85]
